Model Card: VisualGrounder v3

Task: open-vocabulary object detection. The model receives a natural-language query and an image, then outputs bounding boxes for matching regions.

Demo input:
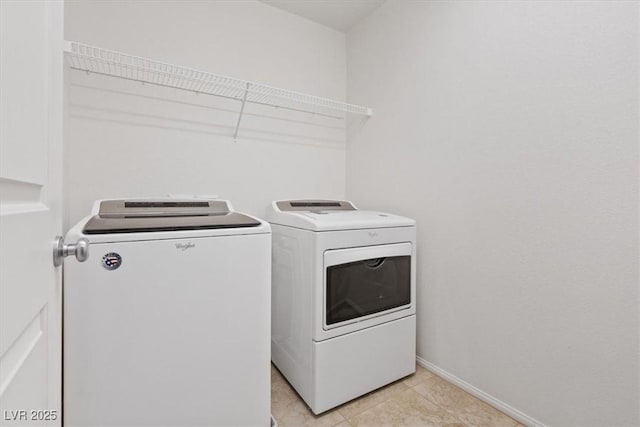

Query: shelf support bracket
[233,83,250,142]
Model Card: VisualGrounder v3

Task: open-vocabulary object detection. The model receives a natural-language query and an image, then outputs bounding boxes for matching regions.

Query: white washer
[266,200,416,414]
[64,198,272,427]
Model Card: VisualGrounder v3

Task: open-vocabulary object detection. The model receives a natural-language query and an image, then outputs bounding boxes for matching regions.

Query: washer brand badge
[175,242,195,251]
[101,252,122,270]
[368,231,378,238]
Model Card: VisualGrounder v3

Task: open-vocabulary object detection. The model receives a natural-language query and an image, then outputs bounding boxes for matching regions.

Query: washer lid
[266,200,415,231]
[83,199,261,234]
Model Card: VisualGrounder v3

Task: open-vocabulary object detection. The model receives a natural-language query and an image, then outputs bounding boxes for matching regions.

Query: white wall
[347,1,638,426]
[64,0,346,228]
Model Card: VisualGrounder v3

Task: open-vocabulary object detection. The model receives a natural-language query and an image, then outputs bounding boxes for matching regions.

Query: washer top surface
[66,197,270,243]
[266,200,415,231]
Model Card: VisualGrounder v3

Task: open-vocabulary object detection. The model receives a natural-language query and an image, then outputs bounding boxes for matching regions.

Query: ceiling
[261,0,385,32]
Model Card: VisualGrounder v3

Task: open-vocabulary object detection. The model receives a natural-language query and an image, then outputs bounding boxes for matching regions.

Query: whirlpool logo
[175,242,195,251]
[101,253,122,270]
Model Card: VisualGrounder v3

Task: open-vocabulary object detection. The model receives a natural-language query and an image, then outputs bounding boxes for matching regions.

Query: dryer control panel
[276,200,356,212]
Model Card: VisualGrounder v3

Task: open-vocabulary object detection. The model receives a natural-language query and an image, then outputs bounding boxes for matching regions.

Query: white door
[0,1,64,425]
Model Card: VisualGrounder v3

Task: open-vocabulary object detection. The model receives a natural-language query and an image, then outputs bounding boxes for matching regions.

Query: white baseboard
[416,356,546,427]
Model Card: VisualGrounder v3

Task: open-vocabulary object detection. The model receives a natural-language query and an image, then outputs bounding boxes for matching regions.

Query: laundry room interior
[0,1,638,427]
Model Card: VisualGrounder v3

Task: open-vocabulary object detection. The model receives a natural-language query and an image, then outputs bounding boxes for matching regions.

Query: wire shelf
[64,41,373,127]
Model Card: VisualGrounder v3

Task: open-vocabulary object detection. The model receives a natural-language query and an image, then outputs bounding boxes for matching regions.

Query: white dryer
[63,198,272,426]
[266,200,416,414]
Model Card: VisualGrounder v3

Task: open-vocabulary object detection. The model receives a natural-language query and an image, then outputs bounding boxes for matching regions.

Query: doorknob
[53,236,89,266]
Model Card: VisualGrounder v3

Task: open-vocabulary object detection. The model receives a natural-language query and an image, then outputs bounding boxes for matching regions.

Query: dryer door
[324,243,412,330]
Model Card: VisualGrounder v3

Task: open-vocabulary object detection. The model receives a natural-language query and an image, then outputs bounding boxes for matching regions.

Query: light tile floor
[271,363,523,427]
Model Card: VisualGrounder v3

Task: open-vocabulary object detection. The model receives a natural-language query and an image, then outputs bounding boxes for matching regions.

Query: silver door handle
[53,236,89,266]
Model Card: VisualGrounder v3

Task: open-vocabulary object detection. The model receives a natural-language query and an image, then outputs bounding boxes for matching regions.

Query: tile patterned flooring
[271,363,523,427]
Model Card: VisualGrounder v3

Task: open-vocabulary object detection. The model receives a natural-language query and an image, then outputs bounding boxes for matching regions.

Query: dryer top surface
[266,200,415,231]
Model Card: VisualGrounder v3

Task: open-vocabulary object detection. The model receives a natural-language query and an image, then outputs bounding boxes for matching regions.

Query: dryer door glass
[326,255,411,326]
